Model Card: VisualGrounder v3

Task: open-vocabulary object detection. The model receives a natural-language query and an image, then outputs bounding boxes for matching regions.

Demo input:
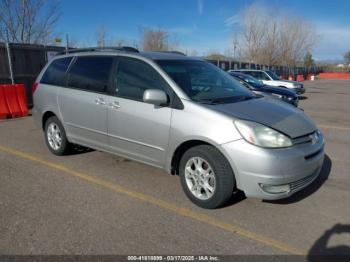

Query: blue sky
[56,0,350,61]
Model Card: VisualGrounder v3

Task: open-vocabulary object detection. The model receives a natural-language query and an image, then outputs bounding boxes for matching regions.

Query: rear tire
[44,116,72,156]
[179,145,235,209]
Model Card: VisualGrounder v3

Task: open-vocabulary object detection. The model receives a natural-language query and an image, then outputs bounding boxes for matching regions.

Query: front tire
[179,145,235,209]
[44,116,72,155]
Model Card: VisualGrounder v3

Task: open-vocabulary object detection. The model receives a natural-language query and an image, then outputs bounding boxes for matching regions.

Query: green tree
[304,52,315,68]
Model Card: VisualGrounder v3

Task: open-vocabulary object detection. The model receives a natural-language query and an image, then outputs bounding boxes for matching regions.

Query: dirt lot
[0,79,349,256]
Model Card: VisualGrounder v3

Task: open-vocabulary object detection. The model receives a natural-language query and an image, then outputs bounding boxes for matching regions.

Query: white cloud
[225,14,240,27]
[313,22,350,60]
[197,0,203,15]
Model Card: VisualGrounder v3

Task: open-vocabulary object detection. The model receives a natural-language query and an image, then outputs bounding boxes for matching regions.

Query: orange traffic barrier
[0,84,28,119]
[318,73,350,79]
[15,84,29,117]
[288,76,294,81]
[306,74,312,80]
[0,85,10,119]
[296,75,304,82]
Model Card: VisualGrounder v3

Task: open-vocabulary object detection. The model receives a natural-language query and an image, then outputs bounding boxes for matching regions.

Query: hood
[264,79,300,86]
[205,97,316,138]
[260,85,297,97]
[275,80,301,85]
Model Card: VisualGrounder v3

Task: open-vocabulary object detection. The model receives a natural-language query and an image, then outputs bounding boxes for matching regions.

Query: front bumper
[293,86,305,94]
[219,133,324,200]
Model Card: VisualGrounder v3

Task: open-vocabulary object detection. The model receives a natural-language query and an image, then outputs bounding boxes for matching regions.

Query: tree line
[233,3,317,67]
[1,0,349,67]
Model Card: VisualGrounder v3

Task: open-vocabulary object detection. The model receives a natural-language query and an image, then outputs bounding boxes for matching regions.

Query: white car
[229,69,305,94]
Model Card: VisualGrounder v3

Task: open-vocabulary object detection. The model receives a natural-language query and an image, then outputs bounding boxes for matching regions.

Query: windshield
[265,70,280,80]
[156,60,256,103]
[236,74,265,88]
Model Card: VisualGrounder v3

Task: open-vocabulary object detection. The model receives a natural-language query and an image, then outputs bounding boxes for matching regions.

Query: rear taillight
[32,82,39,93]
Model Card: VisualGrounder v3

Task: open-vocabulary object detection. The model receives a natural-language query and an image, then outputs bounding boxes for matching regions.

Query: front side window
[249,71,269,81]
[260,72,271,80]
[68,56,113,93]
[115,57,169,101]
[41,57,72,86]
[156,60,256,104]
[238,75,264,88]
[265,70,280,80]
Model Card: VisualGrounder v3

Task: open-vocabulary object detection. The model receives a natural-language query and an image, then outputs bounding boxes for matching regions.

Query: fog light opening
[259,183,291,194]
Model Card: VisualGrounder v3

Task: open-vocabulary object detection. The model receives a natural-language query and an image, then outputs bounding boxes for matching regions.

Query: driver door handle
[109,101,120,109]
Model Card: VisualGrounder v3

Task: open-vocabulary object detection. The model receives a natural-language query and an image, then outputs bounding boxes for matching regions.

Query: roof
[228,71,249,76]
[140,51,201,61]
[56,47,202,62]
[230,69,266,72]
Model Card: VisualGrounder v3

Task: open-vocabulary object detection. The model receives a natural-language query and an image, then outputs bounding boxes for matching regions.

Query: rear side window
[242,71,253,77]
[41,57,72,86]
[68,56,113,93]
[115,57,169,101]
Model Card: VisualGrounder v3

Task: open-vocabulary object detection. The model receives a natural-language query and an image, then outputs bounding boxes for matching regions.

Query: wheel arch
[170,139,215,175]
[42,111,57,130]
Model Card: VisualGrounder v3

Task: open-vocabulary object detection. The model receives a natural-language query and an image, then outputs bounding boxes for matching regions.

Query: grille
[292,132,314,145]
[290,171,319,193]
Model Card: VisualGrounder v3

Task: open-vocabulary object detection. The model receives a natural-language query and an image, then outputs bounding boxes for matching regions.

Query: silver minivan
[32,47,325,209]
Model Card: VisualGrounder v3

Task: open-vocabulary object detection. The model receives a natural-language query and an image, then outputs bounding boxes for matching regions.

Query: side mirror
[143,89,168,106]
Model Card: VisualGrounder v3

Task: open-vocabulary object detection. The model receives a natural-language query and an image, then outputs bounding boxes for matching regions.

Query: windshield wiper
[236,96,256,102]
[198,98,228,105]
[198,96,257,105]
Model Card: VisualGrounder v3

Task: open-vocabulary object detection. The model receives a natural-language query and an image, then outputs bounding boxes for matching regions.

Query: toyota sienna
[32,47,325,209]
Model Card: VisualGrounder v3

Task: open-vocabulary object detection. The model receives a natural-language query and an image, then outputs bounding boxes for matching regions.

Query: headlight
[271,93,283,98]
[234,120,292,148]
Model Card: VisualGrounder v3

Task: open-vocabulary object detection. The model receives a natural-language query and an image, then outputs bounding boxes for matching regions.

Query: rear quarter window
[40,57,73,86]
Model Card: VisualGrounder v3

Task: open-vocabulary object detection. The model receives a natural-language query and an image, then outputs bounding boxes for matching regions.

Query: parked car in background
[229,69,305,95]
[33,47,324,209]
[229,72,299,107]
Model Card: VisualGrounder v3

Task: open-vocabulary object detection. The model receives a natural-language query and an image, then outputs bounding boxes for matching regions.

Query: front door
[106,56,172,168]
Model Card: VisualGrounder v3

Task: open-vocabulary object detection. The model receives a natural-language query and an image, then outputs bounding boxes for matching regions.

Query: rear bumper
[32,107,41,128]
[219,133,325,200]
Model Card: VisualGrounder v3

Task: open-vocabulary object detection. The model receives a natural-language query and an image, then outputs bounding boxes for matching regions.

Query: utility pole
[233,33,239,69]
[65,33,69,53]
[233,33,238,60]
[6,43,14,84]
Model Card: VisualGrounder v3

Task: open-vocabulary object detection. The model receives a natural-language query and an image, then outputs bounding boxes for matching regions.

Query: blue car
[229,72,299,107]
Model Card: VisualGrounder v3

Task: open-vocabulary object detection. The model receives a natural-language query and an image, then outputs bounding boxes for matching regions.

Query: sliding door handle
[95,97,106,105]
